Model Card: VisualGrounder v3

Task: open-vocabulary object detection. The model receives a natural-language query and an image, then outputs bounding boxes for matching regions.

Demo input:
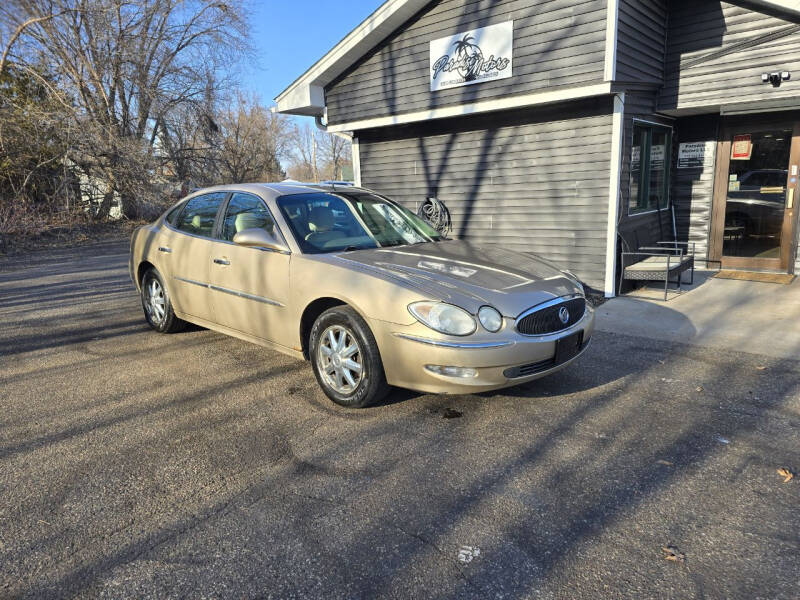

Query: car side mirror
[232,228,289,253]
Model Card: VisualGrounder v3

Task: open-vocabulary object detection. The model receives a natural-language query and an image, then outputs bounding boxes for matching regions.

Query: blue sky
[247,1,380,108]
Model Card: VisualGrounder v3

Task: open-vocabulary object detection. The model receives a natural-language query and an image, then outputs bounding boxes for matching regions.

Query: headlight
[478,306,503,332]
[408,302,476,336]
[562,269,578,281]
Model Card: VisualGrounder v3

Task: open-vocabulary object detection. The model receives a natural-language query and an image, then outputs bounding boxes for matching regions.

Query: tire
[140,267,186,333]
[309,306,390,408]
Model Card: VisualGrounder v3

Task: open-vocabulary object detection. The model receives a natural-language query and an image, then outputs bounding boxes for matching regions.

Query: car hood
[332,240,583,317]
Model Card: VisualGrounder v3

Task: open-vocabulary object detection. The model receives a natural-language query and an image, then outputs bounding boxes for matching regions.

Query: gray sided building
[277,0,800,296]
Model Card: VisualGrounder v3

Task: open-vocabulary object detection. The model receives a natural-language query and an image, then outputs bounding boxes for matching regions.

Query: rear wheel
[309,306,390,408]
[140,267,186,333]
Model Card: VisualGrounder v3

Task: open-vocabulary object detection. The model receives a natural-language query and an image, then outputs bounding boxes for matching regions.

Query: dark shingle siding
[357,98,614,290]
[659,1,800,111]
[615,0,667,85]
[325,0,608,125]
[670,115,718,263]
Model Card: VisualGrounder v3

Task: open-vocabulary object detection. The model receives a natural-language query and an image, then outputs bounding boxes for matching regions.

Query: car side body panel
[208,243,291,344]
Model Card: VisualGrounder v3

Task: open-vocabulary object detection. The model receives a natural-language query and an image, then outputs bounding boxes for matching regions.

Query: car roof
[186,182,372,199]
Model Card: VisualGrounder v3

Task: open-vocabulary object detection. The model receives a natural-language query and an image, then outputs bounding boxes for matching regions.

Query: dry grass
[0,213,146,256]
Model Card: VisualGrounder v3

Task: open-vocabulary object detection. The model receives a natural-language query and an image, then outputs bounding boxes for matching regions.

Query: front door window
[722,130,791,259]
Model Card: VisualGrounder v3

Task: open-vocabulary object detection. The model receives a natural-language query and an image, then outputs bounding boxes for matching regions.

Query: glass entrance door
[722,129,791,263]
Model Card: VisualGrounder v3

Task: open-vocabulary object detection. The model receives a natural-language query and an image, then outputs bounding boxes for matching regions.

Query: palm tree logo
[452,34,483,81]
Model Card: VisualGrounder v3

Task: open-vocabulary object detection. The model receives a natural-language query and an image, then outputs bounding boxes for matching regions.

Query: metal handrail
[656,241,696,256]
[621,251,679,260]
[637,246,685,257]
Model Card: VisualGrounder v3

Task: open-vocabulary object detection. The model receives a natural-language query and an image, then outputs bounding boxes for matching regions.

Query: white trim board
[605,93,625,298]
[326,83,613,133]
[352,137,362,187]
[603,0,619,81]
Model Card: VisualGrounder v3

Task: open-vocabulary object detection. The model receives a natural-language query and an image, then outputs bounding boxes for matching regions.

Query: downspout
[605,93,626,298]
[314,114,352,143]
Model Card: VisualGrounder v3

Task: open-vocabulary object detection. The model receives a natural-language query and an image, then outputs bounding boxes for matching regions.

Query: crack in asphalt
[388,522,481,592]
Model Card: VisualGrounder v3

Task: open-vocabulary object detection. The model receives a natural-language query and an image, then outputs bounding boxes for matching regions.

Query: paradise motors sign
[429,21,513,92]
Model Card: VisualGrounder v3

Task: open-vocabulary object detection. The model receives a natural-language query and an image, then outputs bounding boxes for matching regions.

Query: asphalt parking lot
[1,242,798,599]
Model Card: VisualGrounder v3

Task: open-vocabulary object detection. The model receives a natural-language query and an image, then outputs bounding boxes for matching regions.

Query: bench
[619,242,695,301]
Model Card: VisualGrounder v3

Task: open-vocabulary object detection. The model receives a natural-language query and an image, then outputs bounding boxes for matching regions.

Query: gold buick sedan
[130,183,594,407]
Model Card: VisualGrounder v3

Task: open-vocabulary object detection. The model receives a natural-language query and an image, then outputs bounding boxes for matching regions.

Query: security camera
[761,71,790,87]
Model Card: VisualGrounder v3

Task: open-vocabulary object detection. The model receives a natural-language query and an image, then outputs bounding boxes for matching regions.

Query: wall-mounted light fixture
[761,71,790,87]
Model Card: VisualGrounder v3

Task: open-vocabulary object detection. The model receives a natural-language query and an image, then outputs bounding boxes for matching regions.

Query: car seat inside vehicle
[305,206,345,248]
[234,212,273,234]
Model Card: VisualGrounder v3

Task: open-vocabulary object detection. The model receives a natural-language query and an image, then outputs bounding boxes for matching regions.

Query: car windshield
[276,191,444,254]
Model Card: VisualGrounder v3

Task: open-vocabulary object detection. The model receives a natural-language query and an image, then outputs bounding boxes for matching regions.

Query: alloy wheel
[144,278,166,325]
[317,325,363,394]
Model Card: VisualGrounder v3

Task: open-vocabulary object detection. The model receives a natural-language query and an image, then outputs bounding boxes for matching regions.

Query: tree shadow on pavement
[7,324,798,598]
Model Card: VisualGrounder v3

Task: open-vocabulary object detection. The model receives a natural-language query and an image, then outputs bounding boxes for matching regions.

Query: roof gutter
[735,0,800,21]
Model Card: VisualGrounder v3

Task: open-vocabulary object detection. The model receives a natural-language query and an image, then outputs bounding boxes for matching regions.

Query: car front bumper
[369,305,596,395]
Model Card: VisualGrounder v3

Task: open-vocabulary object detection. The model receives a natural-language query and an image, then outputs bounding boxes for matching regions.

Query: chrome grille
[516,297,585,336]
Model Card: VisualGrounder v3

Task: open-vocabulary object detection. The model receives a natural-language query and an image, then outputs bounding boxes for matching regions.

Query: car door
[165,192,228,323]
[208,192,291,343]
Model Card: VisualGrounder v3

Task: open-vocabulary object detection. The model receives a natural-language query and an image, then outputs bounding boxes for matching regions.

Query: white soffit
[275,0,430,116]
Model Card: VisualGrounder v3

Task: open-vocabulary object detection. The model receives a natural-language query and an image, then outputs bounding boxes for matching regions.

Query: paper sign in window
[731,135,752,160]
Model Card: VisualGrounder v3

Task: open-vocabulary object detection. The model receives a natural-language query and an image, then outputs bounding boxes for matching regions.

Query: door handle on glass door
[213,258,230,265]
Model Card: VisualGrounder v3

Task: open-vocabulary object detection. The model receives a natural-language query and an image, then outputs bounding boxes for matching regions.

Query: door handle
[213,258,230,265]
[158,246,172,253]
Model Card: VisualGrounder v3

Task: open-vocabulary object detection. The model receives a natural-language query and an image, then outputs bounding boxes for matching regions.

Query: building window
[628,122,672,215]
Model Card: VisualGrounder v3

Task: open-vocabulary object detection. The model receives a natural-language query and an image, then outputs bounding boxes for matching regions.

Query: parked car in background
[726,169,788,239]
[130,183,594,407]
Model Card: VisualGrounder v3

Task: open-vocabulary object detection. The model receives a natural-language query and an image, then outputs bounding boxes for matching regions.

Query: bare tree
[0,9,68,76]
[157,80,221,191]
[318,132,351,181]
[286,123,352,182]
[0,62,89,237]
[211,93,290,184]
[2,0,251,218]
[286,122,319,182]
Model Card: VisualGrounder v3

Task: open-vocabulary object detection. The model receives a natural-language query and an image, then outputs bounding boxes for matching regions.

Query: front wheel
[140,267,186,333]
[309,306,390,408]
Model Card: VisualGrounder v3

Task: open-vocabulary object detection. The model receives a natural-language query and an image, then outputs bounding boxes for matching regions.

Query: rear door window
[165,201,186,226]
[175,193,227,238]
